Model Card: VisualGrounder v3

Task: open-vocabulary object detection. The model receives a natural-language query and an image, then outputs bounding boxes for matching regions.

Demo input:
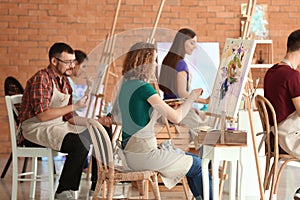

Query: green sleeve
[137,82,157,100]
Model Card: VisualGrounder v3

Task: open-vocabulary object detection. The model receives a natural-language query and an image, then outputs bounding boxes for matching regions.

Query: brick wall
[0,0,300,156]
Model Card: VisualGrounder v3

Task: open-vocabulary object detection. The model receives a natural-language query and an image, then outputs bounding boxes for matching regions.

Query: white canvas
[157,42,220,109]
[91,63,109,95]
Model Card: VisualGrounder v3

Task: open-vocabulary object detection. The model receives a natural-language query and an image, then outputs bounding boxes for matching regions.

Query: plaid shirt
[19,66,75,122]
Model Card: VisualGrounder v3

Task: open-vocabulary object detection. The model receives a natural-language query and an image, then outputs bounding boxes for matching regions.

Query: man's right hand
[74,95,88,110]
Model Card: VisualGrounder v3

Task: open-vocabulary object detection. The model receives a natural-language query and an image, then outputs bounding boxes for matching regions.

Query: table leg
[212,160,220,200]
[229,161,237,200]
[238,159,245,200]
[202,158,210,200]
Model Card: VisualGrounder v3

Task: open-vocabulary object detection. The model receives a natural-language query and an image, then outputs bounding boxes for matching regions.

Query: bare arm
[147,89,202,124]
[177,71,190,98]
[177,71,209,104]
[292,96,300,117]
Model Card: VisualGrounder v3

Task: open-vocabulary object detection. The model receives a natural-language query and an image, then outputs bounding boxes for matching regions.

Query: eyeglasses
[55,57,77,66]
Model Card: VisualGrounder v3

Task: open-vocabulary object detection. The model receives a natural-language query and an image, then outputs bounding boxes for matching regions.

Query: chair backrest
[4,76,24,126]
[255,94,279,158]
[5,94,23,152]
[4,76,24,96]
[86,118,114,175]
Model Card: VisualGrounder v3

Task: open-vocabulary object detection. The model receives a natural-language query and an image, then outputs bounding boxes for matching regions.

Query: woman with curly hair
[115,42,212,200]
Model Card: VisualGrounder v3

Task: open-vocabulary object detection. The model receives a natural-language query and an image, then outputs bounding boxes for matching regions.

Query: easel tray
[197,130,247,147]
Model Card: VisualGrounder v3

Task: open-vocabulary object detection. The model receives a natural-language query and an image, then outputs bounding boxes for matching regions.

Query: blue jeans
[186,152,213,200]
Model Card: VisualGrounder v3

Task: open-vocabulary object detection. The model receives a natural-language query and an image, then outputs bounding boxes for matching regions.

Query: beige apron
[124,110,193,189]
[21,80,86,151]
[275,111,300,159]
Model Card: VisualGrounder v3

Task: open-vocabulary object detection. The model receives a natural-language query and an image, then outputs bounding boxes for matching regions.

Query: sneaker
[55,190,75,200]
[89,187,124,198]
[295,188,300,200]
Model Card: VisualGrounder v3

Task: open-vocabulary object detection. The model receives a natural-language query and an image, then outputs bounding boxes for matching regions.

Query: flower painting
[208,38,256,118]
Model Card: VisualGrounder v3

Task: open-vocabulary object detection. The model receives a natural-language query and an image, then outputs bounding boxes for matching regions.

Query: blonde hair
[122,42,156,81]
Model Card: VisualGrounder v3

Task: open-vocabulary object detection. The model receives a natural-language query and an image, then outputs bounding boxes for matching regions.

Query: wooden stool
[200,130,247,200]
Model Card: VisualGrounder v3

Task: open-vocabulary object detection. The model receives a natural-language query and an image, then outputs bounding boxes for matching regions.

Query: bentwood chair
[86,118,161,200]
[5,94,55,200]
[255,94,300,200]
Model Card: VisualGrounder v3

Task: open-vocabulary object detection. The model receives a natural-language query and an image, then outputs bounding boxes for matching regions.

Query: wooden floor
[1,125,300,200]
[0,156,193,200]
[0,156,300,200]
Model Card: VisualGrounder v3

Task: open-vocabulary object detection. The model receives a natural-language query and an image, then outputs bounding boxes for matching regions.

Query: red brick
[0,0,300,155]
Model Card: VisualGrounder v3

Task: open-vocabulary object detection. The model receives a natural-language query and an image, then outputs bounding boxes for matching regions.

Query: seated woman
[115,42,212,200]
[159,28,210,129]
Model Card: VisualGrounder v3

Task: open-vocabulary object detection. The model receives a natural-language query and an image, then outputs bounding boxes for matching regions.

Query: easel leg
[219,161,228,199]
[246,95,265,200]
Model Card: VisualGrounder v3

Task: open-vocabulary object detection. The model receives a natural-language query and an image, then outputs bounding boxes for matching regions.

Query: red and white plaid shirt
[19,65,75,122]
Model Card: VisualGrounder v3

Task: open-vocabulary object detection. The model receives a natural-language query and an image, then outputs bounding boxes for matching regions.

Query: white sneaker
[55,190,75,200]
[89,187,124,198]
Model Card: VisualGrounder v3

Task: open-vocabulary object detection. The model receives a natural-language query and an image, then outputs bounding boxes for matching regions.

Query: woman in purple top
[158,28,210,130]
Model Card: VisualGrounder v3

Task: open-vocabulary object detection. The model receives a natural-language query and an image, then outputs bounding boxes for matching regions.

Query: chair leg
[20,157,29,182]
[0,152,12,178]
[29,157,38,199]
[12,155,18,200]
[137,180,149,199]
[107,179,115,200]
[149,173,161,200]
[273,159,296,200]
[182,176,191,200]
[48,153,55,200]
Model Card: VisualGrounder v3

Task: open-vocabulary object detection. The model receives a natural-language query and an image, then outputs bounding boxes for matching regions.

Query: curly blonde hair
[122,42,156,81]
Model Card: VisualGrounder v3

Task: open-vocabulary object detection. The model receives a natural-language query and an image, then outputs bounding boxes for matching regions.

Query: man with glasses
[19,42,110,199]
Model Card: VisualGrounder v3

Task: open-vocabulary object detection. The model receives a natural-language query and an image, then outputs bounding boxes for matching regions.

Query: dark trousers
[24,125,112,193]
[57,130,90,192]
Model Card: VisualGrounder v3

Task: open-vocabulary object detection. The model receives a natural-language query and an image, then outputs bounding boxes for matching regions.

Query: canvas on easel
[91,63,109,96]
[208,38,256,119]
[84,63,109,119]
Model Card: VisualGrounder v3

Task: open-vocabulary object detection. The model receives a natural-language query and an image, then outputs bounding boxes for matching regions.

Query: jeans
[186,152,213,200]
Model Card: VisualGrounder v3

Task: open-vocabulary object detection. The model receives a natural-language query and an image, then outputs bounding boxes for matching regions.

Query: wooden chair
[255,94,300,200]
[5,94,55,200]
[86,118,161,200]
[1,76,25,179]
[152,82,194,199]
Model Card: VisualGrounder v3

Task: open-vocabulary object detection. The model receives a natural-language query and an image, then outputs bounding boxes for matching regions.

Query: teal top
[118,79,157,141]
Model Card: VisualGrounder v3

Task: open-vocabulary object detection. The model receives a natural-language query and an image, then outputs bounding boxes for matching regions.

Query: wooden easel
[147,0,165,44]
[147,0,175,145]
[148,0,174,140]
[240,0,265,200]
[203,1,265,199]
[147,1,193,199]
[85,0,121,119]
[84,0,121,183]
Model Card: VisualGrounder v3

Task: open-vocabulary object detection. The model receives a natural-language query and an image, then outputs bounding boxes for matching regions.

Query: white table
[202,143,246,200]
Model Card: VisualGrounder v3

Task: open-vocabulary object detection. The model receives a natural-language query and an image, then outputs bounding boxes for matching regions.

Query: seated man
[264,29,300,199]
[19,42,111,200]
